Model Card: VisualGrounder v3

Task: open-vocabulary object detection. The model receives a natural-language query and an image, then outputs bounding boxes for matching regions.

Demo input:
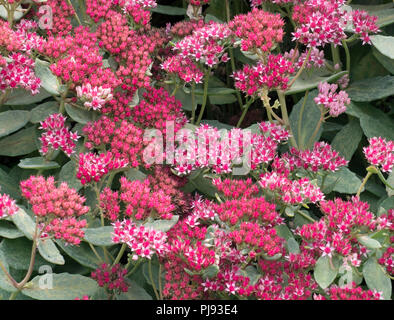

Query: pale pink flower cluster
[112,219,168,260]
[352,10,380,45]
[77,152,129,185]
[0,53,41,94]
[259,121,290,143]
[161,55,204,84]
[260,172,324,205]
[363,137,394,173]
[174,22,232,68]
[39,114,80,157]
[118,0,157,8]
[76,83,113,111]
[0,193,18,219]
[284,48,325,70]
[314,82,350,117]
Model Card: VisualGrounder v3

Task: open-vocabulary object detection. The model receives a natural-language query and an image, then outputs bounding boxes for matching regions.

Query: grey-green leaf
[0,220,24,239]
[289,90,322,150]
[314,255,340,289]
[84,226,114,247]
[371,35,394,60]
[363,257,392,300]
[30,102,59,123]
[18,157,60,170]
[37,239,65,265]
[346,76,394,102]
[0,110,31,138]
[331,117,363,161]
[22,273,99,300]
[65,103,97,124]
[0,126,38,156]
[143,216,179,233]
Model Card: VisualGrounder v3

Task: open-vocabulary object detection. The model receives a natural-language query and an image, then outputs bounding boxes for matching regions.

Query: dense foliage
[0,0,393,300]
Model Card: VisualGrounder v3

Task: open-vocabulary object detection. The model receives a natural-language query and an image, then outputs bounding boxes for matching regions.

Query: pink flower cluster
[320,284,382,300]
[363,137,394,173]
[174,22,231,68]
[20,176,89,245]
[296,197,384,261]
[284,48,325,70]
[0,193,18,219]
[352,10,380,45]
[314,82,350,117]
[112,219,168,260]
[229,8,284,54]
[213,178,259,200]
[173,125,279,175]
[292,0,348,47]
[259,172,324,205]
[290,141,348,172]
[0,53,41,94]
[77,152,128,185]
[76,83,113,111]
[161,55,204,84]
[91,263,129,294]
[131,87,187,135]
[39,114,80,157]
[119,177,175,220]
[233,54,294,95]
[259,121,290,143]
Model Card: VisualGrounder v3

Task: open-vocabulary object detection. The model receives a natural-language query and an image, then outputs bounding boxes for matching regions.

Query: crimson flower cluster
[20,176,89,245]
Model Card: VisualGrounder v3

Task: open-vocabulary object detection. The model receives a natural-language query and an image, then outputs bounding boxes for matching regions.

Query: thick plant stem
[89,243,104,263]
[158,264,163,300]
[112,243,127,266]
[288,47,312,88]
[356,171,373,198]
[195,69,211,126]
[191,82,196,124]
[277,90,298,148]
[306,112,324,149]
[149,259,160,300]
[342,40,351,73]
[331,44,341,69]
[296,210,316,223]
[236,99,253,128]
[0,260,18,288]
[297,90,309,149]
[17,219,39,289]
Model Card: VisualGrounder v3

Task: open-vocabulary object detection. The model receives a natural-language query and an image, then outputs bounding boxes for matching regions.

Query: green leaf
[363,257,392,300]
[38,239,65,265]
[125,168,147,182]
[22,273,99,300]
[275,224,293,241]
[0,110,31,138]
[331,118,363,161]
[239,266,260,286]
[0,250,17,293]
[34,59,61,95]
[286,238,300,254]
[55,240,102,269]
[116,281,152,300]
[373,47,394,74]
[386,172,394,197]
[84,226,114,247]
[323,167,362,194]
[65,103,97,124]
[202,265,220,280]
[289,90,322,150]
[58,160,82,192]
[143,216,179,233]
[376,8,394,28]
[141,259,164,290]
[314,255,340,289]
[346,102,394,141]
[191,173,217,198]
[346,76,394,102]
[11,207,35,240]
[371,35,394,60]
[150,5,186,15]
[0,220,24,239]
[3,88,51,106]
[18,157,59,170]
[285,71,348,96]
[357,235,382,249]
[0,238,51,271]
[30,102,59,124]
[0,168,21,200]
[0,126,38,157]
